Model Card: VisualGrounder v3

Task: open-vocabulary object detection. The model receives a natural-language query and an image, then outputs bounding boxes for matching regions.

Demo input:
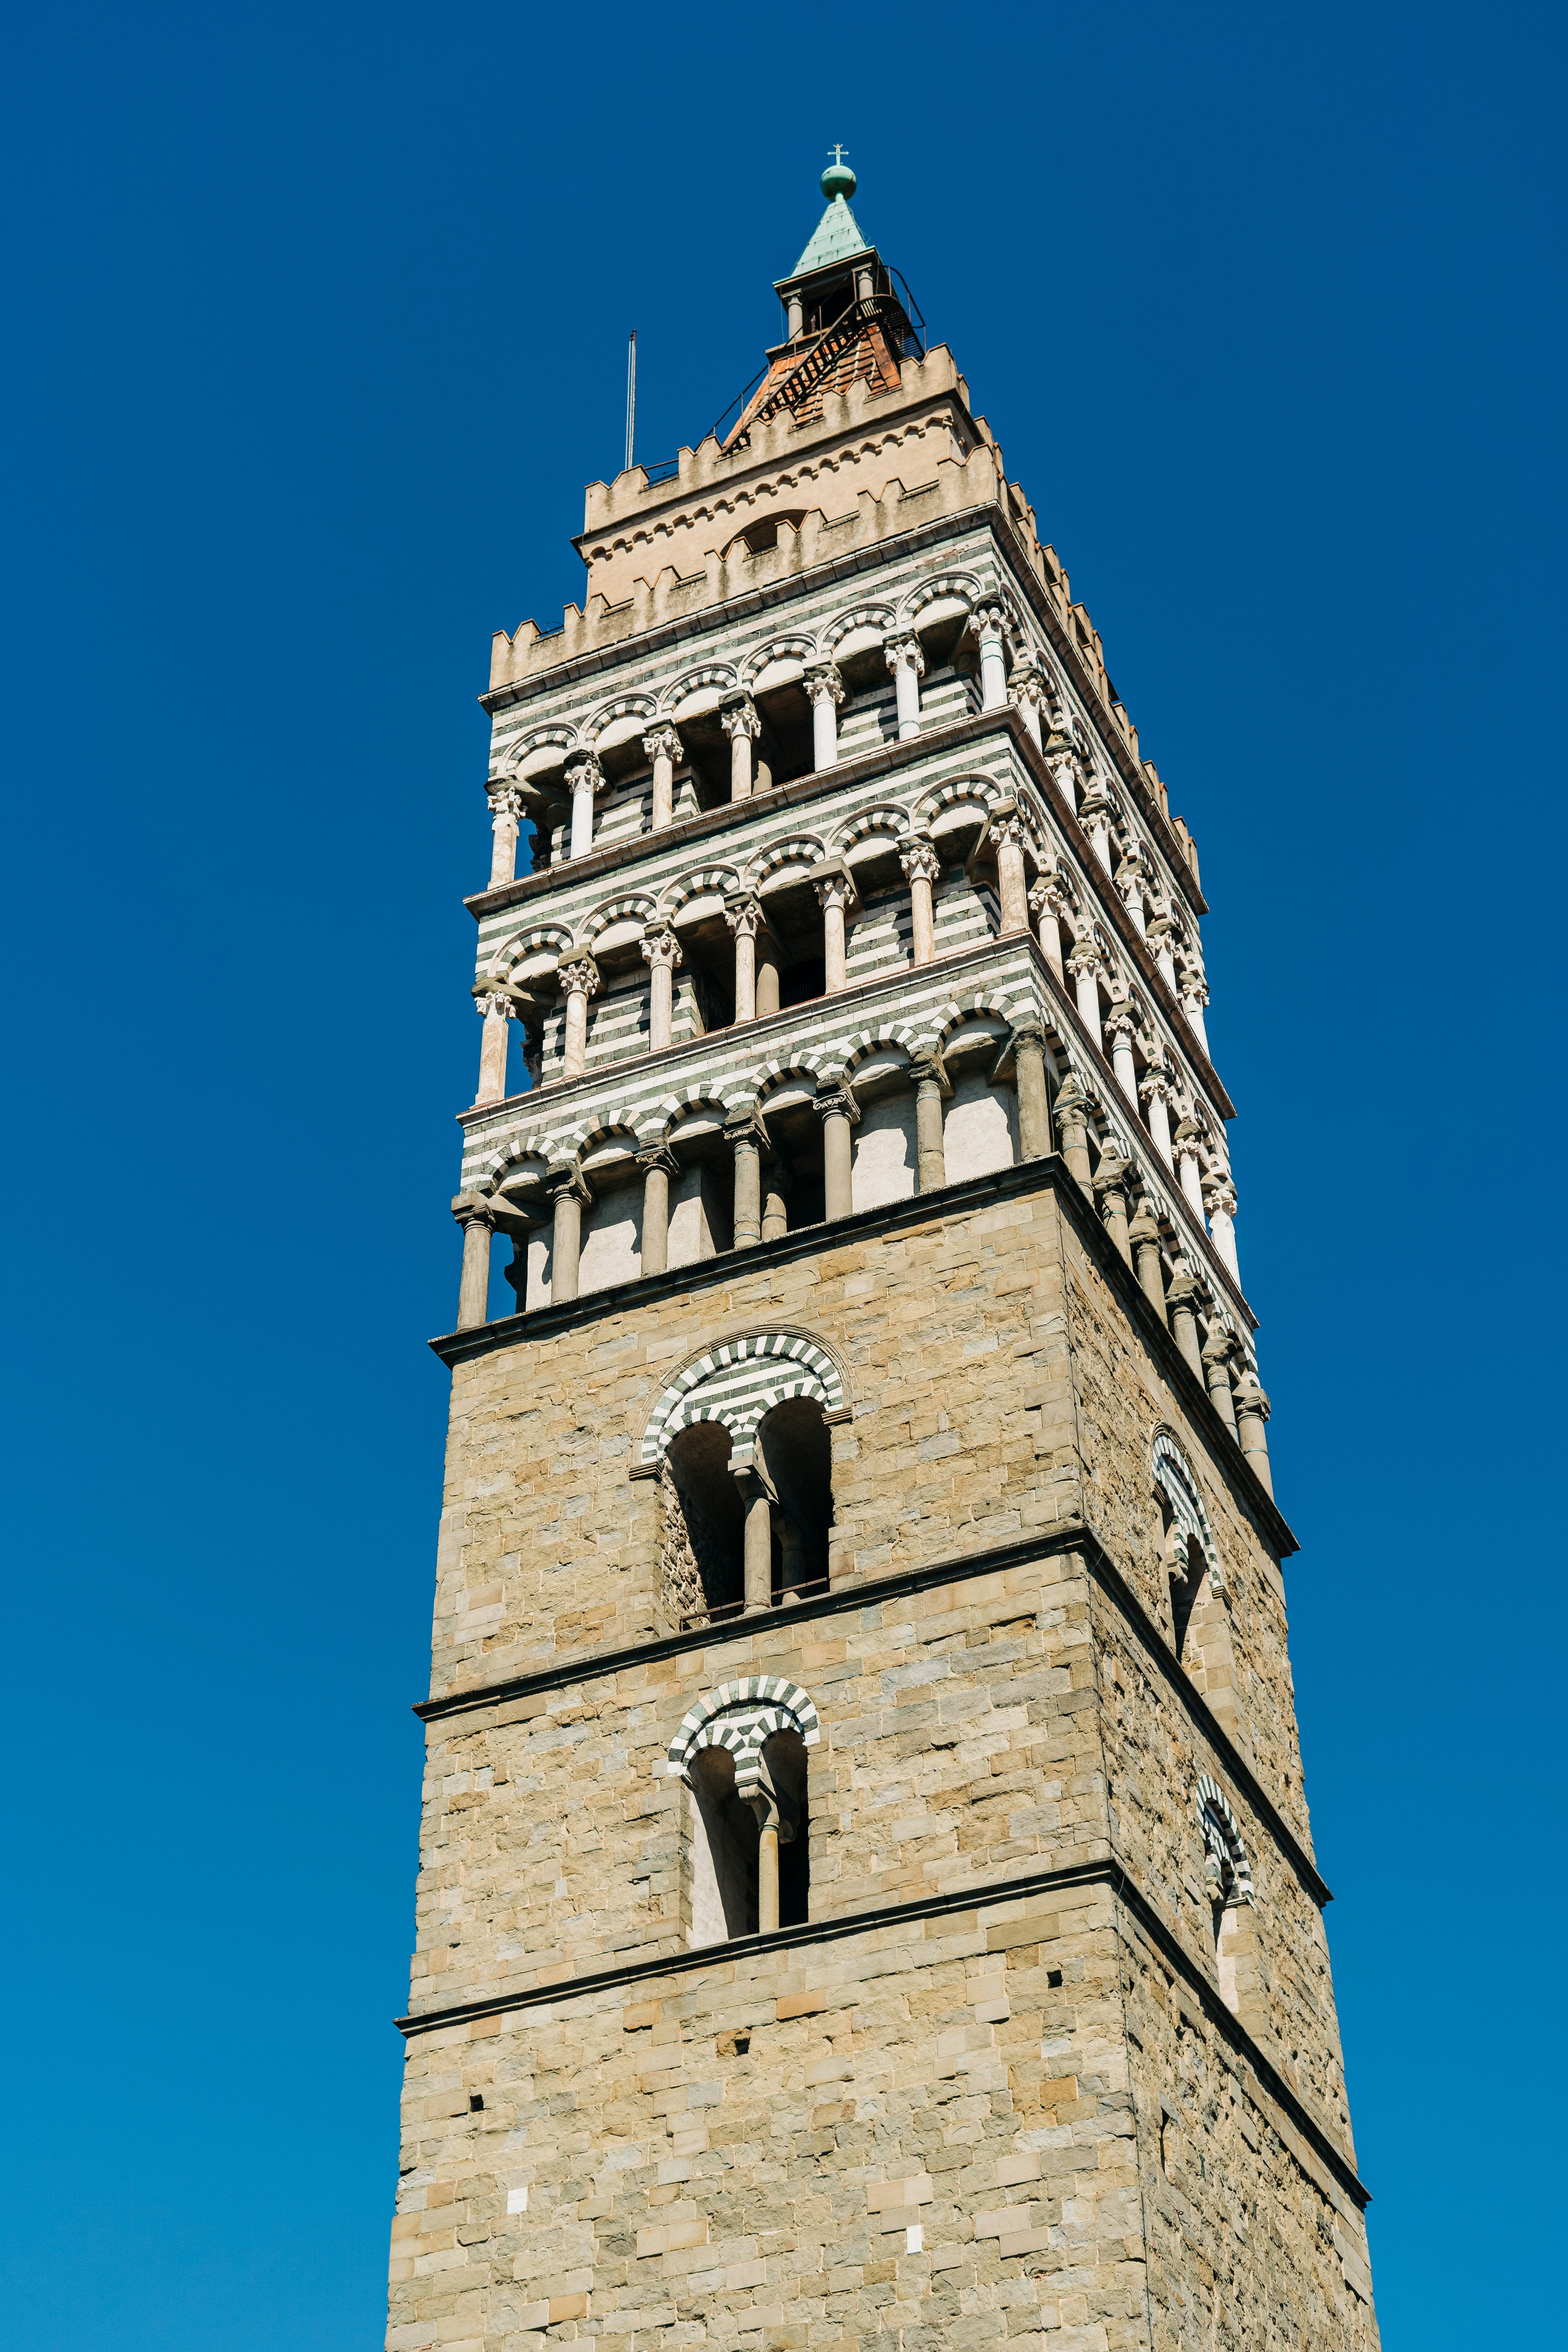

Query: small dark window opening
[469,2094,485,2111]
[1047,1968,1064,1989]
[755,1398,835,1604]
[665,1424,745,1622]
[780,955,826,1008]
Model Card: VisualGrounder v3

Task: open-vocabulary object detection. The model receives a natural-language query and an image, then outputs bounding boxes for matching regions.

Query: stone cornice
[414,1522,1326,1908]
[391,1856,1367,2213]
[463,705,1235,1126]
[428,1154,1291,1551]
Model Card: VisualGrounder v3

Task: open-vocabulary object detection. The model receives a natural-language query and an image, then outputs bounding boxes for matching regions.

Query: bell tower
[387,158,1380,2352]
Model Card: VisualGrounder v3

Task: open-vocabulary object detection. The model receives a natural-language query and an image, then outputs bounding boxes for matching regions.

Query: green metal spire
[788,146,870,278]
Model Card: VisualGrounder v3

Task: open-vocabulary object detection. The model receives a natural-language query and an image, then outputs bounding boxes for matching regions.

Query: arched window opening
[661,1424,744,1628]
[672,1682,820,1946]
[688,1744,759,1942]
[1199,1779,1266,2035]
[755,1396,834,1602]
[1151,1434,1237,1730]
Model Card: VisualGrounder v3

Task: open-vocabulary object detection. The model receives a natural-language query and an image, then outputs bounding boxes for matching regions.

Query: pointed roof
[788,191,871,280]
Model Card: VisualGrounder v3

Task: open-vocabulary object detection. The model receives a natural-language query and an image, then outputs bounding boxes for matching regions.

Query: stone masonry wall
[1058,1221,1312,1857]
[390,1885,1149,2352]
[1096,1605,1355,2171]
[388,1886,1374,2352]
[407,1554,1108,2020]
[1120,1926,1378,2352]
[399,1174,1375,2348]
[427,1185,1085,1703]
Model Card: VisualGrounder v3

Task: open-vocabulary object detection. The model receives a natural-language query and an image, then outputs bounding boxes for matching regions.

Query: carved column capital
[724,894,764,940]
[1233,1374,1271,1425]
[1067,938,1104,981]
[898,837,941,884]
[639,925,683,973]
[1200,1325,1237,1370]
[719,693,761,742]
[563,753,604,796]
[804,664,845,708]
[558,956,603,1001]
[450,1192,495,1232]
[885,634,926,677]
[642,724,683,766]
[813,1085,860,1127]
[1202,1175,1238,1220]
[812,866,856,913]
[634,1143,679,1179]
[968,600,1008,640]
[1030,873,1073,919]
[486,784,526,822]
[544,1162,592,1207]
[473,988,515,1023]
[1091,1152,1134,1202]
[906,1050,950,1096]
[1138,1065,1176,1107]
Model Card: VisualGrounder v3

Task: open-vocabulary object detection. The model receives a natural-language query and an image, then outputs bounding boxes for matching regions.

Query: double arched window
[1197,1775,1265,2031]
[666,1679,820,1942]
[642,1332,842,1629]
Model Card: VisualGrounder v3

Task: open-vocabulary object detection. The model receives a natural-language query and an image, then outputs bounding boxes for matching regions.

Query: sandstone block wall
[390,1887,1376,2352]
[396,1171,1376,2350]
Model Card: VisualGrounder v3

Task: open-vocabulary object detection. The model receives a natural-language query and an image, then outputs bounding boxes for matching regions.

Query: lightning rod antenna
[625,329,637,474]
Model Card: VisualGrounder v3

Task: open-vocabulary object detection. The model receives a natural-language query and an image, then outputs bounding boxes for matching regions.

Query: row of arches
[495,571,997,772]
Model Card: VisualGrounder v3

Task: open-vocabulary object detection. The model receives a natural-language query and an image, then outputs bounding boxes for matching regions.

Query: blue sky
[1,3,1562,2345]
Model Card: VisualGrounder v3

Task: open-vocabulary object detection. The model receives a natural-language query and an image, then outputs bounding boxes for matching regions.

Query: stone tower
[387,160,1380,2352]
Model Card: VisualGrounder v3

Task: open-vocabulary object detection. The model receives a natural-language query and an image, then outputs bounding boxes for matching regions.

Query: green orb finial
[821,144,856,202]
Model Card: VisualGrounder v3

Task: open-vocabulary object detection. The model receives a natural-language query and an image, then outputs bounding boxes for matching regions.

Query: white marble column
[899,838,940,966]
[1116,846,1148,938]
[642,726,682,831]
[558,956,601,1081]
[815,1089,859,1218]
[1174,1120,1207,1216]
[1068,939,1104,1038]
[1105,1001,1140,1108]
[885,635,925,740]
[639,926,682,1051]
[1140,1065,1175,1164]
[992,811,1030,936]
[970,603,1009,711]
[546,1165,590,1303]
[814,869,855,993]
[1009,662,1048,751]
[805,665,845,769]
[1079,786,1115,874]
[473,987,514,1106]
[565,755,603,860]
[720,695,761,800]
[1047,744,1079,817]
[1203,1175,1240,1283]
[1182,969,1211,1056]
[725,896,762,1022]
[453,1195,495,1331]
[1028,875,1070,983]
[1147,915,1180,992]
[487,785,525,888]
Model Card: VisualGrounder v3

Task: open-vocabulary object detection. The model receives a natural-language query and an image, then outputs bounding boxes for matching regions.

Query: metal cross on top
[828,143,848,166]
